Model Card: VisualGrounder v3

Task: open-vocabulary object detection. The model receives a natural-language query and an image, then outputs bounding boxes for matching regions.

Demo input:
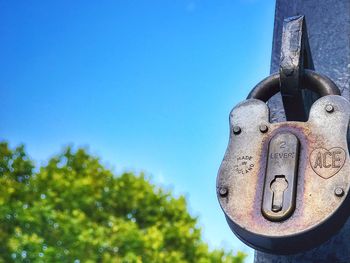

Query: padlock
[216,69,350,254]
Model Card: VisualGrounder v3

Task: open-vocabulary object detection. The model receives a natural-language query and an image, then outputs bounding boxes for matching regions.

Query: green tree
[0,142,246,263]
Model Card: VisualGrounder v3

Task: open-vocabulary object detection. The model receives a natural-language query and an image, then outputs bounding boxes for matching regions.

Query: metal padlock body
[217,95,350,254]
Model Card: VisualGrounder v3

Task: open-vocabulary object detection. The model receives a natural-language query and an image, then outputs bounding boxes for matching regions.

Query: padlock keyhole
[270,175,288,212]
[262,132,299,221]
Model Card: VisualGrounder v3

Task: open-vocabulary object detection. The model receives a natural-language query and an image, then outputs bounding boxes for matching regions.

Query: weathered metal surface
[217,95,350,254]
[279,15,315,121]
[262,132,299,221]
[268,1,350,124]
[255,0,350,261]
[247,70,340,102]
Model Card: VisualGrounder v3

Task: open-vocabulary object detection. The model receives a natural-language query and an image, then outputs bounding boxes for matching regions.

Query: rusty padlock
[216,70,350,254]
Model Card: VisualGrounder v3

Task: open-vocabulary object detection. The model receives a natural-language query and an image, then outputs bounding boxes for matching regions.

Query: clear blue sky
[0,1,275,262]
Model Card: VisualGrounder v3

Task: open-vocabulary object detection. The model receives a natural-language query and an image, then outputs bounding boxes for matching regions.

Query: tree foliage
[0,142,246,263]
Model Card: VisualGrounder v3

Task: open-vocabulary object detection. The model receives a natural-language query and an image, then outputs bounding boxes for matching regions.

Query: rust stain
[247,122,329,231]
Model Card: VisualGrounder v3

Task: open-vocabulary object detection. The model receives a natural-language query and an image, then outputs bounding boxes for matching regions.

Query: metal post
[255,0,350,262]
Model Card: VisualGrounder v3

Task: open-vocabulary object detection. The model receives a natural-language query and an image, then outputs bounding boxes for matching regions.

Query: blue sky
[0,1,275,261]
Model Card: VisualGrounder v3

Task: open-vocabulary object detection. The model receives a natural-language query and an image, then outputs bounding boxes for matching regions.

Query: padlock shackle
[247,69,340,102]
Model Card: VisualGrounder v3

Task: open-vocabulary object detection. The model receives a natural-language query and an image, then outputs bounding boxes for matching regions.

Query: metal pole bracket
[280,15,317,121]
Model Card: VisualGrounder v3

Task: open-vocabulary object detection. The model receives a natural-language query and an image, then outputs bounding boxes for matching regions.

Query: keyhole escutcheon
[262,132,299,221]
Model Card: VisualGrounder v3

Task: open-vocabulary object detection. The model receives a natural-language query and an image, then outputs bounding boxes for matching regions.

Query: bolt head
[259,124,268,133]
[335,187,344,197]
[325,104,334,113]
[233,126,241,135]
[219,187,228,197]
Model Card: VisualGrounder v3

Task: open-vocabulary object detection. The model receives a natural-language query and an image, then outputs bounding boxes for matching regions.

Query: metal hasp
[262,133,299,221]
[279,15,316,121]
